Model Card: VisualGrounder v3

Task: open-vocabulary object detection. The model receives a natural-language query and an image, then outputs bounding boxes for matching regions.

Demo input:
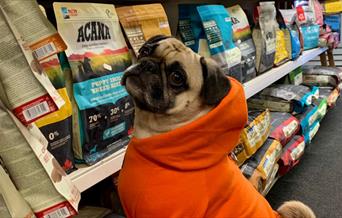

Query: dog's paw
[277,201,315,218]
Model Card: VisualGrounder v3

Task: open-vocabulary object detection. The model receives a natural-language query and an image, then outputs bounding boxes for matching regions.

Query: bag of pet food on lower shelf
[197,5,243,81]
[278,135,306,176]
[227,5,256,82]
[0,102,80,218]
[116,4,171,57]
[240,110,271,157]
[54,3,134,165]
[302,66,341,88]
[262,163,279,196]
[248,96,293,112]
[286,67,303,85]
[295,105,319,138]
[231,144,249,166]
[303,120,320,143]
[0,161,35,218]
[241,138,282,193]
[252,2,277,74]
[313,98,328,121]
[319,87,340,107]
[260,84,316,113]
[269,112,300,146]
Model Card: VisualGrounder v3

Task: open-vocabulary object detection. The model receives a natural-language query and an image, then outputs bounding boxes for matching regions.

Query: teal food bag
[197,5,242,81]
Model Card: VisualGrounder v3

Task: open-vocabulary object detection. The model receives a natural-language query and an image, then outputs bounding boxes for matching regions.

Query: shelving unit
[68,47,327,193]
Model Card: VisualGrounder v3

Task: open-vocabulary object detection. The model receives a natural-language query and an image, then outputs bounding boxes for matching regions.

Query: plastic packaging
[197,5,243,81]
[54,3,134,164]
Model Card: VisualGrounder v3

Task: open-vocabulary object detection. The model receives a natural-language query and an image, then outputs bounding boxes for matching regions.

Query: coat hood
[128,78,248,170]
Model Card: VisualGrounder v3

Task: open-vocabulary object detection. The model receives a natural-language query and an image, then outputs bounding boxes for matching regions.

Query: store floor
[266,98,342,218]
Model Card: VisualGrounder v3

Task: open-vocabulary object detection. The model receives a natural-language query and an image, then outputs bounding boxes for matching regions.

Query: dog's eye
[169,71,185,87]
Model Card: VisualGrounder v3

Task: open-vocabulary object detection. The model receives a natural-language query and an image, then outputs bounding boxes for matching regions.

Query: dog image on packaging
[118,35,316,218]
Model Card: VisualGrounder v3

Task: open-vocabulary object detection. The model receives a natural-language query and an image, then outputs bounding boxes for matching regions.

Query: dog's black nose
[121,64,139,86]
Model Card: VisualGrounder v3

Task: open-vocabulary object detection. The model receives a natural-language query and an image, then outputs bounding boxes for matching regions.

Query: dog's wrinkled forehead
[138,35,190,60]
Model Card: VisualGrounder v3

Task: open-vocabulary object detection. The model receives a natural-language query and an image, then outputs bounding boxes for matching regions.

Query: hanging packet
[227,5,257,82]
[1,0,75,173]
[0,101,80,218]
[252,2,277,74]
[116,4,171,57]
[197,5,243,81]
[241,139,282,192]
[278,135,306,176]
[54,3,134,164]
[269,112,300,146]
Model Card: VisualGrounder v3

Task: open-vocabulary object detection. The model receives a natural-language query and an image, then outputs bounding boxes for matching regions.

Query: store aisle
[267,99,342,218]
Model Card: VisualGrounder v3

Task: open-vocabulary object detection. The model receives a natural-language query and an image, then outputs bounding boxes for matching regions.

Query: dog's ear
[138,35,171,59]
[200,57,231,105]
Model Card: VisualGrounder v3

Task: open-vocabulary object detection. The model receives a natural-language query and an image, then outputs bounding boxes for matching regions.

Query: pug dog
[120,35,315,218]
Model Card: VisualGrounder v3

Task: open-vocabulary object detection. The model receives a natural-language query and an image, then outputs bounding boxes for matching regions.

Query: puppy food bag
[197,5,243,81]
[116,4,171,56]
[252,2,277,74]
[227,5,257,82]
[260,84,316,113]
[241,139,282,192]
[0,102,79,217]
[278,135,305,176]
[0,8,61,126]
[240,110,271,157]
[54,3,133,164]
[269,112,300,146]
[248,96,293,112]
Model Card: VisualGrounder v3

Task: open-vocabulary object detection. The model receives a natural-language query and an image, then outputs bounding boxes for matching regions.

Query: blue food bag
[197,5,242,81]
[300,24,320,50]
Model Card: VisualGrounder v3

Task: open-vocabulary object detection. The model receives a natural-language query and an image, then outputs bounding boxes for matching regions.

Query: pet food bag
[303,120,320,143]
[274,9,291,66]
[286,67,303,85]
[116,4,171,56]
[241,139,282,192]
[248,96,293,112]
[278,135,306,176]
[269,112,300,146]
[197,5,243,81]
[1,0,76,173]
[0,102,80,217]
[260,84,316,113]
[262,163,279,196]
[300,25,320,50]
[227,5,257,82]
[295,105,319,138]
[319,87,340,107]
[231,144,249,166]
[302,66,341,88]
[240,110,271,157]
[252,2,277,74]
[54,3,134,164]
[313,98,328,121]
[0,8,62,126]
[0,162,35,218]
[323,0,342,14]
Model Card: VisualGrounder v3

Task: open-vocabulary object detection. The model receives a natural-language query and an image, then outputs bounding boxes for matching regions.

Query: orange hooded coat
[118,78,279,218]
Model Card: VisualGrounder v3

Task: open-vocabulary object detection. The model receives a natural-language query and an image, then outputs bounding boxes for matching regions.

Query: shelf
[68,147,127,192]
[244,47,328,99]
[68,47,326,193]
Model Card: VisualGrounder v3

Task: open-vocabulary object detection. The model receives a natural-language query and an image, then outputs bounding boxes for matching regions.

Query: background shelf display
[68,47,327,193]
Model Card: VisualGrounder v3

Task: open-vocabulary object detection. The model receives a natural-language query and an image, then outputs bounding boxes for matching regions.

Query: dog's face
[121,35,231,136]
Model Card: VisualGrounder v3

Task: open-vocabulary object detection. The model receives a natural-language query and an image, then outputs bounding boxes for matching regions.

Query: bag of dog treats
[197,5,243,81]
[252,2,277,74]
[227,5,257,82]
[0,101,80,218]
[0,161,35,218]
[241,138,282,192]
[240,110,271,157]
[269,112,300,146]
[295,105,319,138]
[248,96,293,112]
[278,135,305,176]
[260,84,317,113]
[116,4,171,56]
[0,7,63,126]
[1,0,76,173]
[54,3,134,164]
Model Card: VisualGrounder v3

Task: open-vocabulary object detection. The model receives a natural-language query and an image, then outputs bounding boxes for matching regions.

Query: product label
[282,120,299,138]
[203,20,223,49]
[30,33,67,62]
[178,20,196,46]
[290,141,305,160]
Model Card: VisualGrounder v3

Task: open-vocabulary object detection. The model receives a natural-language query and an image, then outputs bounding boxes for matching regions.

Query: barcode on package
[44,207,71,218]
[33,42,57,60]
[23,101,50,121]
